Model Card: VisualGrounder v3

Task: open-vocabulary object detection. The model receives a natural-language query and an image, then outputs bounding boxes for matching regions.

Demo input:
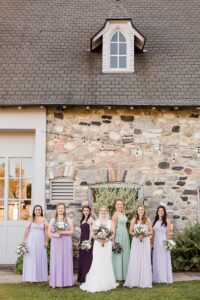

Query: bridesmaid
[112,198,130,281]
[77,205,94,283]
[152,205,173,284]
[124,204,153,288]
[49,202,74,288]
[22,205,48,282]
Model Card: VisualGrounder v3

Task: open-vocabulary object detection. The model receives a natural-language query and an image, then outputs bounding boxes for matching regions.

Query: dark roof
[0,0,200,107]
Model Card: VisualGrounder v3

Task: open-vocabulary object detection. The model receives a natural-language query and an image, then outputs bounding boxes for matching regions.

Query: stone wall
[46,107,200,232]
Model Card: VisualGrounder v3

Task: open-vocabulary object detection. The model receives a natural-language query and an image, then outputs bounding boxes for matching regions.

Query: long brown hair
[153,205,167,227]
[135,204,147,224]
[55,202,67,221]
[32,205,43,222]
[80,205,91,224]
[115,197,125,214]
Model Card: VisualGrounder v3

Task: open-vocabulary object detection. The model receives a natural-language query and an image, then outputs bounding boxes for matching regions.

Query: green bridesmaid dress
[112,214,130,281]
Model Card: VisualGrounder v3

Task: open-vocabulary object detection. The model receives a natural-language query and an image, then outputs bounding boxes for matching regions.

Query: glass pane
[22,158,32,178]
[110,43,118,55]
[119,43,127,55]
[110,56,118,68]
[20,200,31,220]
[0,200,4,220]
[119,56,127,68]
[119,31,126,42]
[8,200,19,220]
[9,179,20,199]
[9,158,20,178]
[0,178,5,199]
[0,158,5,177]
[111,32,118,42]
[21,179,32,199]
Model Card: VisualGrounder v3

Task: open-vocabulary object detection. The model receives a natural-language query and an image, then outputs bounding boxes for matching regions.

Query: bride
[80,206,118,292]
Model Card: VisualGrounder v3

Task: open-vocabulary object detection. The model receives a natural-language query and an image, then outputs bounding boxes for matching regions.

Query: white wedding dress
[80,219,119,292]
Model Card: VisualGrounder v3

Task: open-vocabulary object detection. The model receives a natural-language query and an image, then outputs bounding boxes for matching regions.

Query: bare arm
[147,218,153,238]
[88,217,94,241]
[22,219,31,243]
[129,218,136,236]
[110,220,115,241]
[112,213,118,240]
[166,219,171,240]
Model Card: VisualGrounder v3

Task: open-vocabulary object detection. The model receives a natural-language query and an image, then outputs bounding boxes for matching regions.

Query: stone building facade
[46,107,200,232]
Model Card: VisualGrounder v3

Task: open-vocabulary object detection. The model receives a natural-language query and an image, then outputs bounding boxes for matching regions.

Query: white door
[0,132,34,264]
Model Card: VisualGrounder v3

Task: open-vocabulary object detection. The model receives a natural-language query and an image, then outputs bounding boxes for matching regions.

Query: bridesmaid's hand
[138,235,143,241]
[45,241,48,248]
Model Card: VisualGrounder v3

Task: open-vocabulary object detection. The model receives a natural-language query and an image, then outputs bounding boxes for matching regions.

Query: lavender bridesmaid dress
[49,218,74,288]
[22,220,48,282]
[124,224,152,288]
[153,220,173,283]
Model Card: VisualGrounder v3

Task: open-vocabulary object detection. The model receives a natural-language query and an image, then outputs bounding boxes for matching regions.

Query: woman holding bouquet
[112,198,130,281]
[80,206,118,292]
[49,202,74,288]
[152,205,173,284]
[77,205,94,283]
[22,205,48,282]
[124,205,153,288]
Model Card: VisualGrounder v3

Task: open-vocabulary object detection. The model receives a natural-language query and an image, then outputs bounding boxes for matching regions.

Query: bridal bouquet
[135,225,149,242]
[16,243,28,258]
[53,220,68,232]
[81,240,92,251]
[163,239,176,251]
[94,225,113,247]
[112,242,123,254]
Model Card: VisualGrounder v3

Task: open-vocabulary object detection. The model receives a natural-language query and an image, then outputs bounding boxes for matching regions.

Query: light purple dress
[22,220,48,282]
[49,218,74,288]
[124,224,152,288]
[153,220,173,283]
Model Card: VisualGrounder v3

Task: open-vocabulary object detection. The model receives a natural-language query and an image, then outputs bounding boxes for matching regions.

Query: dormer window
[91,19,146,74]
[110,31,127,69]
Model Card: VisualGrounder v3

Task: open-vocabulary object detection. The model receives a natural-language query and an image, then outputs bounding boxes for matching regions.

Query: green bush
[172,221,200,272]
[14,239,51,274]
[92,187,138,223]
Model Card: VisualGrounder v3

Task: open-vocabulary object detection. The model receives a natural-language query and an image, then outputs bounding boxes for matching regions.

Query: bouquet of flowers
[94,224,113,247]
[112,242,123,254]
[163,239,176,251]
[53,220,68,232]
[16,243,28,258]
[81,240,92,251]
[135,225,149,242]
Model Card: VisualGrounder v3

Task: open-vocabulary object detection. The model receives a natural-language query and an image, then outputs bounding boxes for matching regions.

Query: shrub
[172,221,200,271]
[92,187,138,223]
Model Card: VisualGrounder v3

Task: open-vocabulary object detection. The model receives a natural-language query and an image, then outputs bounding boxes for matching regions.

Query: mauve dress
[124,224,152,288]
[77,222,93,283]
[153,220,173,283]
[49,218,74,288]
[22,220,48,282]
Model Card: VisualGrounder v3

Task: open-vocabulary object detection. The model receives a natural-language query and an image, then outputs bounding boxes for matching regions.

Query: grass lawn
[0,281,199,300]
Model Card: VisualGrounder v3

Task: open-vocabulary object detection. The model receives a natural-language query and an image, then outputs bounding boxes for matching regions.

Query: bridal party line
[20,199,175,292]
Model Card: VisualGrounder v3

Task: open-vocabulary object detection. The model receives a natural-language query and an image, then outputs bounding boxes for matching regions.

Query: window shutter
[50,178,74,202]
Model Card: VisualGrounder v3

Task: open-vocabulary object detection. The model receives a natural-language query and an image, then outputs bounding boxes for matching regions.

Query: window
[50,178,74,202]
[0,157,32,221]
[110,31,127,69]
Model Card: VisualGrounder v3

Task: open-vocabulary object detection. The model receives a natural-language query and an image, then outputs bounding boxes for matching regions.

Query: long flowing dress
[77,222,93,283]
[22,220,48,282]
[112,214,130,280]
[153,220,173,283]
[124,223,152,288]
[80,220,118,292]
[49,218,74,288]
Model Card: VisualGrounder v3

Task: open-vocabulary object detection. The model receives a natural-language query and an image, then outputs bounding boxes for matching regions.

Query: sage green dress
[112,214,130,281]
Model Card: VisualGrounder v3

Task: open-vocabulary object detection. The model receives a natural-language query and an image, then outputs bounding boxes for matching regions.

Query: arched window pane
[119,32,126,42]
[119,56,126,68]
[111,32,118,42]
[119,43,126,55]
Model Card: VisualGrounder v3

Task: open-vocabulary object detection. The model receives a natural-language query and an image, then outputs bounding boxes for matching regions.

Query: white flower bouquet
[16,243,28,258]
[53,220,68,232]
[135,225,149,242]
[163,239,176,251]
[94,224,112,247]
[81,240,92,251]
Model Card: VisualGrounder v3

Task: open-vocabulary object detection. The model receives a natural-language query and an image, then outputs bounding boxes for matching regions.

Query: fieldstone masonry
[46,107,200,232]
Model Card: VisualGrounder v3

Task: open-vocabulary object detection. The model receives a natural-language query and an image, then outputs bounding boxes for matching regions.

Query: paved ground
[0,266,200,284]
